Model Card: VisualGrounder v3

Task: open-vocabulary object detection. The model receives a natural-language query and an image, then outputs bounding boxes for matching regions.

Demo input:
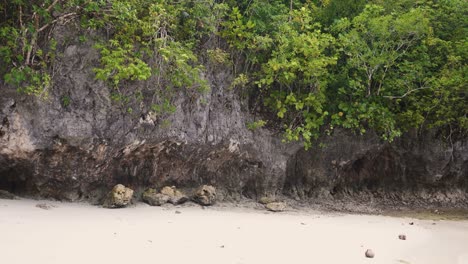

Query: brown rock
[160,186,175,197]
[160,186,188,205]
[102,184,134,208]
[265,202,286,212]
[398,234,407,240]
[258,196,275,205]
[142,188,170,206]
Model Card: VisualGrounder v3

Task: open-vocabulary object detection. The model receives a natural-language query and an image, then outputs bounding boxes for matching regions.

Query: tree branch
[383,87,430,99]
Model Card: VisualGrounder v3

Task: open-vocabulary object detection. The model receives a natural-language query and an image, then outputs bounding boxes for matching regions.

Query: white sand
[1,199,468,264]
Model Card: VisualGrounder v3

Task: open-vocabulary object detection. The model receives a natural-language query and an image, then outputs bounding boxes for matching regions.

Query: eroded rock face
[103,184,133,208]
[193,185,217,206]
[0,23,292,203]
[284,130,468,206]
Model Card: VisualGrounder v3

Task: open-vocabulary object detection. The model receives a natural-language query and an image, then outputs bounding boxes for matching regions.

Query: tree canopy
[1,0,466,147]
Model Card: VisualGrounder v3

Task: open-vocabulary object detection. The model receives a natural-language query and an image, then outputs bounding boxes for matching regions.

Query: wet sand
[1,199,468,264]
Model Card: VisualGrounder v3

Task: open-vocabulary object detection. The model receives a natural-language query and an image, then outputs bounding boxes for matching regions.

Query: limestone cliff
[0,24,466,207]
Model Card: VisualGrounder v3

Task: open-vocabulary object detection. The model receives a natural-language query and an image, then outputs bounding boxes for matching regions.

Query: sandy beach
[1,199,468,264]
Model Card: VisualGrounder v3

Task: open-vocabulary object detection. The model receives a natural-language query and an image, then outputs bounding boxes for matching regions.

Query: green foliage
[61,96,71,107]
[1,0,465,146]
[220,0,467,146]
[4,66,51,96]
[222,3,337,148]
[328,2,466,140]
[0,0,96,96]
[328,4,431,141]
[206,48,230,65]
[246,120,267,130]
[88,0,211,112]
[94,42,151,87]
[230,74,249,90]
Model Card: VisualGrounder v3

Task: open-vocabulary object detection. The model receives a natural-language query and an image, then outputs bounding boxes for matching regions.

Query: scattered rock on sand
[35,203,55,210]
[175,210,181,214]
[258,196,275,205]
[265,202,286,212]
[142,188,169,206]
[160,186,188,205]
[103,184,134,208]
[193,185,217,206]
[0,189,17,200]
[398,234,407,240]
[365,249,375,258]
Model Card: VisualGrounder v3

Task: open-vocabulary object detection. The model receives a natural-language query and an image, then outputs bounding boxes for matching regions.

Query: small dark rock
[175,210,181,214]
[36,203,54,210]
[398,234,407,240]
[409,222,414,225]
[365,249,375,258]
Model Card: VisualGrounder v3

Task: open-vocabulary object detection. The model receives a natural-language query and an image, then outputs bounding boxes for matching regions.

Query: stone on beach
[103,184,134,208]
[365,249,375,258]
[160,186,188,205]
[265,202,286,212]
[142,188,170,206]
[193,185,217,206]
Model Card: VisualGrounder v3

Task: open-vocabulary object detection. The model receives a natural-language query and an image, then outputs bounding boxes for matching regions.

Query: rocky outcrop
[284,130,468,206]
[0,23,292,203]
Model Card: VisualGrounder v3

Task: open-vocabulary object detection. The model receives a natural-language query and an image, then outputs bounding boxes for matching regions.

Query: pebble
[35,203,54,210]
[398,234,407,240]
[365,249,375,258]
